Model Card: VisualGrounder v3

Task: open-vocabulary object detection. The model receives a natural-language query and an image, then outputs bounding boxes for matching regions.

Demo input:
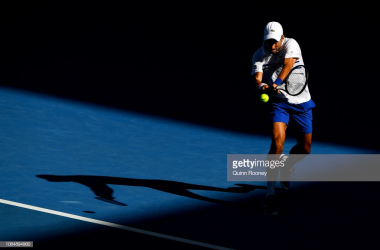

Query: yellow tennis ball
[260,93,269,103]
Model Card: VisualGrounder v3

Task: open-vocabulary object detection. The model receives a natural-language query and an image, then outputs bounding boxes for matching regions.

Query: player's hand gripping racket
[275,65,308,96]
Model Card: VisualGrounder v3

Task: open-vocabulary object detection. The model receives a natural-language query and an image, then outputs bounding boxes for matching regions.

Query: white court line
[0,199,234,250]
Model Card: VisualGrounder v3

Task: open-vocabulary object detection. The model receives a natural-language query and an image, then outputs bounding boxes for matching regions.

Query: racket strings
[286,67,307,95]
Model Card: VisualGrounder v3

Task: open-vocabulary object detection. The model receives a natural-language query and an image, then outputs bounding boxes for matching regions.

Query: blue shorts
[269,99,315,134]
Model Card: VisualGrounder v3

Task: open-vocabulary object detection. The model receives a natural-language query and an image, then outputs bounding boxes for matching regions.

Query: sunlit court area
[0,2,379,249]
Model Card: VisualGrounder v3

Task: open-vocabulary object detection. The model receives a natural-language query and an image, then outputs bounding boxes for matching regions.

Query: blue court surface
[1,86,379,249]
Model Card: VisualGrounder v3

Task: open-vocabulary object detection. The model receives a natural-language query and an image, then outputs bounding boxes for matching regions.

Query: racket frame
[276,65,308,96]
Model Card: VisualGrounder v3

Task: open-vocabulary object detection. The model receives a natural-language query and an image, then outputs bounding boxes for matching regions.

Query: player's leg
[267,103,289,194]
[264,104,289,215]
[291,132,312,154]
[264,122,287,215]
[267,121,287,196]
[280,109,313,189]
[269,122,287,154]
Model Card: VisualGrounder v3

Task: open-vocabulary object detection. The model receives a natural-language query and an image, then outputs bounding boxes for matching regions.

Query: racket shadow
[36,175,266,206]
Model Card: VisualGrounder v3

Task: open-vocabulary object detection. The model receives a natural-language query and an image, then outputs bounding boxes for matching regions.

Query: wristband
[273,78,283,85]
[258,83,268,90]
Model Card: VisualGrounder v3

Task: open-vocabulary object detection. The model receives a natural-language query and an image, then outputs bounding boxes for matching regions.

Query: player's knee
[304,147,311,154]
[292,142,311,154]
[274,142,284,152]
[303,143,311,154]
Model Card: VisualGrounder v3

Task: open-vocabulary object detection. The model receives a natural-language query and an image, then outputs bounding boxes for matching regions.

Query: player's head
[263,21,284,54]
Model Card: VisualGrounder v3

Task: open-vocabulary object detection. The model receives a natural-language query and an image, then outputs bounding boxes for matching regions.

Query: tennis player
[251,21,315,215]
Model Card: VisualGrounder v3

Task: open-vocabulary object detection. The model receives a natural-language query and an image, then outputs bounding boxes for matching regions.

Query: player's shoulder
[252,45,264,55]
[283,37,300,49]
[252,46,266,60]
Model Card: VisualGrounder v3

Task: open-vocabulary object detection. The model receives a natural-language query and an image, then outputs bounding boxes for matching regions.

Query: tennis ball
[260,93,269,103]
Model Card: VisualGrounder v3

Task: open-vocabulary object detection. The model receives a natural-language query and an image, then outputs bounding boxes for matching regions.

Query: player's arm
[277,57,297,81]
[253,72,265,89]
[251,49,270,93]
[253,72,270,93]
[272,57,297,92]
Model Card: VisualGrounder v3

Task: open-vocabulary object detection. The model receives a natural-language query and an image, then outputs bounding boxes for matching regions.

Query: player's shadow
[36,175,266,206]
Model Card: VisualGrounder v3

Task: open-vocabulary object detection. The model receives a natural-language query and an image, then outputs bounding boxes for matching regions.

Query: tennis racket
[275,65,308,96]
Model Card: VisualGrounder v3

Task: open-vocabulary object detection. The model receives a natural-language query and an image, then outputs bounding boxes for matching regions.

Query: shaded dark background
[0,1,377,149]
